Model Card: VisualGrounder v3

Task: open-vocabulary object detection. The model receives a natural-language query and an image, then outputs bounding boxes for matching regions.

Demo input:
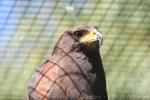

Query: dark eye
[73,31,83,38]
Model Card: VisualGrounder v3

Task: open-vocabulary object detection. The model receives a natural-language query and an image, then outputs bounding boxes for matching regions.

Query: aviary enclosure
[0,0,149,99]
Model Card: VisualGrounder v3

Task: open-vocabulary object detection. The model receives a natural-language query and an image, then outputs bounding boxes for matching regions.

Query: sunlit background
[0,0,150,99]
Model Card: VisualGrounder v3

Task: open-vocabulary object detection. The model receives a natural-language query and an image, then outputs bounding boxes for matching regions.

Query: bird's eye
[73,31,83,38]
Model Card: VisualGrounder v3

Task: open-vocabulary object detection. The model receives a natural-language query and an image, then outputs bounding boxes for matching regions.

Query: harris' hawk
[25,26,108,100]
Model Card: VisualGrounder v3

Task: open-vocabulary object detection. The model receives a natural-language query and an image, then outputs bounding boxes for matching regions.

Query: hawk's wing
[26,60,63,100]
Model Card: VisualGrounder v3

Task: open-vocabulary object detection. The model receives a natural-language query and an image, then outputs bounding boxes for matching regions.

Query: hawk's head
[52,26,103,55]
[70,26,103,47]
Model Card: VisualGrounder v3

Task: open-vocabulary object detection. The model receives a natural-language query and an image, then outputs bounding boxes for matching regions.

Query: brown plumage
[25,26,108,100]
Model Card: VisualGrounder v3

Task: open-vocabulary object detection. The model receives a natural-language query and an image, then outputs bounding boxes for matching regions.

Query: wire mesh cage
[0,0,150,99]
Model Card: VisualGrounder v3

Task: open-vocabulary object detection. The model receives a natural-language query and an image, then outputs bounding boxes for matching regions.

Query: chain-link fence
[0,0,149,99]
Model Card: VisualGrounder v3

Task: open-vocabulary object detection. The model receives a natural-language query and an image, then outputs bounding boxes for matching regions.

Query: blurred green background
[0,0,149,100]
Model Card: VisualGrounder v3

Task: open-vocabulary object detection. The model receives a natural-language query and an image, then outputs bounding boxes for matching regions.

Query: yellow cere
[80,30,96,44]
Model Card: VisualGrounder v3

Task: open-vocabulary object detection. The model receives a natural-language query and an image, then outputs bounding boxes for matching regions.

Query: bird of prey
[25,26,108,100]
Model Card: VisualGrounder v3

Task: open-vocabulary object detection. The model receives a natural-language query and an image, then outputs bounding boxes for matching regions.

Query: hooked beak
[92,30,103,46]
[78,26,103,47]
